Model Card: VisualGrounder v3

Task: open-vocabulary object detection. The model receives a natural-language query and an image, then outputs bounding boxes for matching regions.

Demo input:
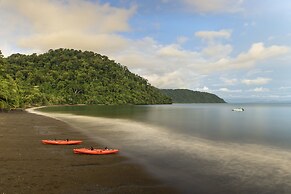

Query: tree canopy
[0,48,172,110]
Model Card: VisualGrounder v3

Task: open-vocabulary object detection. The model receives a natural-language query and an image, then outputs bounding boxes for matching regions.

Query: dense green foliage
[0,49,172,110]
[160,89,226,103]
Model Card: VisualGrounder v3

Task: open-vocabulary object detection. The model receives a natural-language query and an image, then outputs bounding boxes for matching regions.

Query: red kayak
[42,140,82,145]
[73,148,119,155]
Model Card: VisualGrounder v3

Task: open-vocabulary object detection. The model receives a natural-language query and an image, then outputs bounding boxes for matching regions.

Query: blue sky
[1,0,291,102]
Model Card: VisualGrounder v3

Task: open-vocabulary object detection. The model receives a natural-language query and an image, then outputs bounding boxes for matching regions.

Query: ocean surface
[38,103,291,194]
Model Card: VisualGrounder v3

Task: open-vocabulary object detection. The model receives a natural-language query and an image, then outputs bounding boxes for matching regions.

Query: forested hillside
[160,89,226,103]
[0,49,172,110]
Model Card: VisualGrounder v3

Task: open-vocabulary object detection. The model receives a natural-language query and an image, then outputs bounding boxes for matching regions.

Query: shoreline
[25,105,291,194]
[0,110,179,194]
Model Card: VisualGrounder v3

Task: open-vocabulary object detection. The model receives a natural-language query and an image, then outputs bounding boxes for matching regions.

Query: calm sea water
[39,103,291,194]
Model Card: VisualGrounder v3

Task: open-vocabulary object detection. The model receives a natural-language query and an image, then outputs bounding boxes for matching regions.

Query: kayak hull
[232,107,244,112]
[42,140,82,145]
[73,148,119,155]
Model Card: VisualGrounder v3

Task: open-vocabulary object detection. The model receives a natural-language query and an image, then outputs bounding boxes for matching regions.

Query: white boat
[232,107,244,112]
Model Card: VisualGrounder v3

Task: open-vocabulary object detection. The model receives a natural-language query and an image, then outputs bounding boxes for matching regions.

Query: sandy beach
[0,111,178,194]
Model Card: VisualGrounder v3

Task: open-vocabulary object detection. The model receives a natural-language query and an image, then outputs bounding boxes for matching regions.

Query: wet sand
[0,111,178,194]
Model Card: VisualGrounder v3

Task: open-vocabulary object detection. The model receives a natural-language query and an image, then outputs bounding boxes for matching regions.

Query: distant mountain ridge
[160,89,226,103]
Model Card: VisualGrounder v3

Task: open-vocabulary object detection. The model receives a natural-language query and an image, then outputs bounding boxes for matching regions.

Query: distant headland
[160,89,226,103]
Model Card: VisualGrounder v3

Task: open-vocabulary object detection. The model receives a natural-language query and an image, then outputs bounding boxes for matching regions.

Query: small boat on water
[232,107,244,112]
[42,140,82,145]
[73,148,119,155]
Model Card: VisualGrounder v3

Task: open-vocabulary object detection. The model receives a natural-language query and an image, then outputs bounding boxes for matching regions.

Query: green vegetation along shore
[160,89,226,103]
[0,49,172,110]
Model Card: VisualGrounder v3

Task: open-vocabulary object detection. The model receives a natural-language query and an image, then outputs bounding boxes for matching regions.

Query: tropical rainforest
[160,89,226,103]
[0,49,172,110]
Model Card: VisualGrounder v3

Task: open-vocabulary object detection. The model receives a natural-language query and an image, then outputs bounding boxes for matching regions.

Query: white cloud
[279,86,291,90]
[195,29,232,42]
[0,0,136,54]
[6,0,135,33]
[244,21,256,27]
[115,37,202,71]
[196,86,209,91]
[235,43,289,66]
[145,71,187,89]
[219,88,230,92]
[115,38,289,89]
[157,44,189,57]
[202,44,233,59]
[252,87,270,92]
[177,36,189,44]
[199,42,290,73]
[18,32,129,54]
[242,77,272,85]
[195,30,233,59]
[219,88,242,93]
[182,0,244,13]
[245,69,272,77]
[220,77,238,85]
